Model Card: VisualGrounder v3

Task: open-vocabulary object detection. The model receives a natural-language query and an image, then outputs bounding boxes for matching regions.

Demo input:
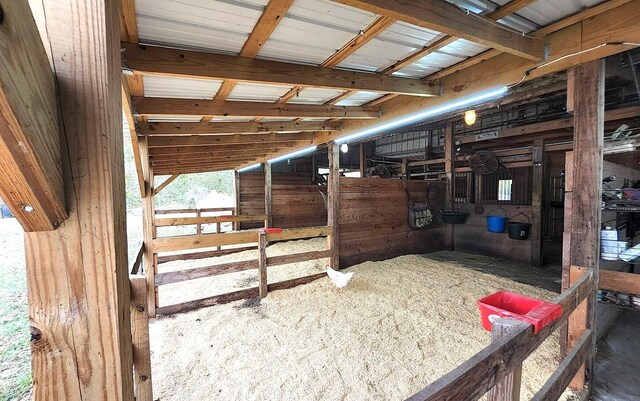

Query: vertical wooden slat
[233,170,241,230]
[196,209,202,235]
[444,122,455,251]
[24,0,134,399]
[328,142,340,269]
[359,143,366,177]
[264,162,272,228]
[531,139,544,267]
[487,318,523,401]
[130,277,152,401]
[258,231,268,298]
[141,156,156,318]
[566,60,604,390]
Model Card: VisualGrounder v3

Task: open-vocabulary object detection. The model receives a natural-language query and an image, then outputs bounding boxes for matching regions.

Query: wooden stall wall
[453,204,533,264]
[338,178,447,267]
[239,173,326,229]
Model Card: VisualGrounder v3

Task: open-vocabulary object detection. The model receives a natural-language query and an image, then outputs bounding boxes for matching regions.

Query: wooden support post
[487,318,523,401]
[196,209,202,235]
[215,222,221,249]
[328,142,340,269]
[264,162,272,228]
[531,138,544,267]
[130,277,153,401]
[444,122,455,251]
[233,170,240,231]
[312,154,317,183]
[153,173,179,196]
[565,60,604,391]
[402,158,410,179]
[359,143,366,177]
[141,155,156,318]
[23,0,134,399]
[258,231,268,298]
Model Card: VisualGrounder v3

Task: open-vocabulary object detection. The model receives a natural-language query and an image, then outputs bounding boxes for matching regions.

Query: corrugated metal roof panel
[227,82,293,102]
[288,87,345,104]
[335,91,383,106]
[258,0,377,65]
[516,0,607,27]
[147,116,203,123]
[143,76,222,99]
[337,21,441,74]
[136,0,268,54]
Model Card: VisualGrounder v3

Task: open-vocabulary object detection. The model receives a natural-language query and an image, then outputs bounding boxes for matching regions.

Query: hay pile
[150,248,572,401]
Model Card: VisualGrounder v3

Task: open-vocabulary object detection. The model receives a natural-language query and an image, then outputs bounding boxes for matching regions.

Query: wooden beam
[120,0,138,43]
[147,132,314,147]
[566,60,604,390]
[122,77,146,197]
[129,277,153,401]
[266,225,332,241]
[214,0,295,100]
[424,0,633,84]
[139,120,340,135]
[25,0,134,399]
[328,142,340,269]
[133,97,380,119]
[234,170,241,230]
[155,214,268,227]
[334,0,544,60]
[141,161,156,317]
[122,43,439,97]
[155,259,259,286]
[264,162,272,228]
[153,231,258,253]
[322,15,396,67]
[153,174,179,196]
[572,266,640,297]
[530,139,544,267]
[0,0,66,231]
[485,0,537,21]
[149,143,294,156]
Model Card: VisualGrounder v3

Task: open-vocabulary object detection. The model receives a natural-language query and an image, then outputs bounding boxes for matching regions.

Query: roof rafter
[147,132,315,148]
[334,0,544,60]
[122,43,438,97]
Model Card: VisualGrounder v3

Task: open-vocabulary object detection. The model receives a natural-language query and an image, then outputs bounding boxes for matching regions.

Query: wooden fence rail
[572,265,640,296]
[407,268,594,401]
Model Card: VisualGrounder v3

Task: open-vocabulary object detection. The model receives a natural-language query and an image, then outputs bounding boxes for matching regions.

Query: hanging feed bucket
[486,208,507,233]
[507,213,531,240]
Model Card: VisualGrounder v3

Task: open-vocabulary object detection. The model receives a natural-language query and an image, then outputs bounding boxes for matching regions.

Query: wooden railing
[155,225,333,316]
[407,267,594,401]
[129,242,144,275]
[155,207,240,237]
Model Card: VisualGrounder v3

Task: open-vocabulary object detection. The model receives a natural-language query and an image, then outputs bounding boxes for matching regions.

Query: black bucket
[507,212,531,240]
[440,211,469,224]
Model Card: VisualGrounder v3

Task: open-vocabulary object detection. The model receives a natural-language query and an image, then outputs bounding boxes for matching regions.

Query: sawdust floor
[150,244,574,401]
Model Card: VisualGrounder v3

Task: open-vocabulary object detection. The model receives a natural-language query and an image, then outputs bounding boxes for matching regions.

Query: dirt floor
[150,244,574,401]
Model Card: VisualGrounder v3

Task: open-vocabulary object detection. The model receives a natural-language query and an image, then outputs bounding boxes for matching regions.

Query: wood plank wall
[454,204,533,264]
[239,173,326,229]
[338,178,446,267]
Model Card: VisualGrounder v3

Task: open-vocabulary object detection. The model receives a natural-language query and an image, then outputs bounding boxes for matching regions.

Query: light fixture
[268,146,317,164]
[334,86,507,144]
[237,163,261,173]
[464,109,477,126]
[340,143,349,153]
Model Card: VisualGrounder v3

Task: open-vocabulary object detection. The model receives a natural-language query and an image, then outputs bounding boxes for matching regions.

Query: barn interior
[2,0,640,400]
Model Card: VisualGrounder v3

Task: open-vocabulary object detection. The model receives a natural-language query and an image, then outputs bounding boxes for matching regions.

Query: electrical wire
[507,42,640,89]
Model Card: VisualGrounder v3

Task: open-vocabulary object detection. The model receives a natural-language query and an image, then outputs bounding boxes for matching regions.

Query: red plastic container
[260,228,282,234]
[477,291,562,334]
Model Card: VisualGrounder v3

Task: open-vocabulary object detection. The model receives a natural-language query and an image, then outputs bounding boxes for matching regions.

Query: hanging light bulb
[340,143,349,153]
[464,109,477,126]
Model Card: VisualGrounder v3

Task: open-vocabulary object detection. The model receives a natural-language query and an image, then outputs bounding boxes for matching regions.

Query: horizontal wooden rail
[572,265,640,296]
[155,259,259,286]
[530,329,593,401]
[267,249,332,267]
[156,272,327,316]
[153,230,257,252]
[154,207,235,215]
[155,214,267,227]
[129,243,144,275]
[157,246,256,264]
[406,269,593,401]
[266,226,332,241]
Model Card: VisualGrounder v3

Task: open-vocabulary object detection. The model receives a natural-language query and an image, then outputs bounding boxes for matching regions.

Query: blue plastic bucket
[487,215,508,233]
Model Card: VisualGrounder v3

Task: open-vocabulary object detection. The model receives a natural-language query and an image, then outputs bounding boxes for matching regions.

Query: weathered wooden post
[258,230,269,298]
[328,142,340,269]
[487,318,523,401]
[130,276,153,401]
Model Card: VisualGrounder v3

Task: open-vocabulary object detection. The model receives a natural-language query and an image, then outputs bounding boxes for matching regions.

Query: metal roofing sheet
[258,0,377,65]
[336,21,441,74]
[227,82,293,102]
[516,0,607,27]
[136,0,268,54]
[147,116,203,122]
[335,91,384,106]
[143,75,222,99]
[288,87,345,104]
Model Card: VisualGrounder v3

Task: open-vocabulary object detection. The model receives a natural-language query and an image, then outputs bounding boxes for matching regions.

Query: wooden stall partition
[338,177,446,267]
[238,173,326,229]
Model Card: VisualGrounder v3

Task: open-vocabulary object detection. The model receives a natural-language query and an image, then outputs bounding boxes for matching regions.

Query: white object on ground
[326,267,354,288]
